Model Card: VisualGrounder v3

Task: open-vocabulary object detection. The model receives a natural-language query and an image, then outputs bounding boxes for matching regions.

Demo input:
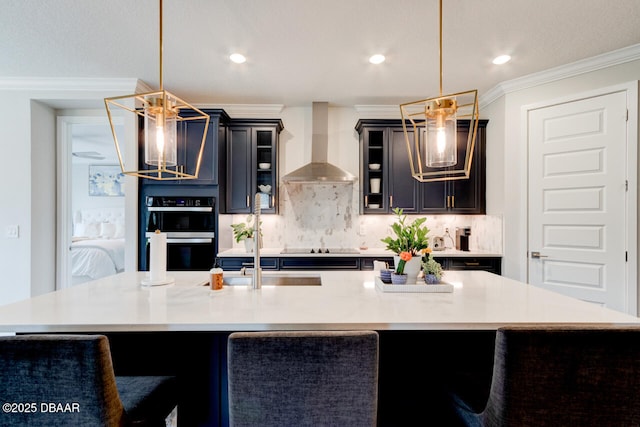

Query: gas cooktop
[280,248,361,255]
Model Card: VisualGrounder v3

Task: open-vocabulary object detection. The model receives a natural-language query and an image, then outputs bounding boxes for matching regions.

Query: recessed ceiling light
[230,53,246,64]
[369,54,385,65]
[492,54,511,65]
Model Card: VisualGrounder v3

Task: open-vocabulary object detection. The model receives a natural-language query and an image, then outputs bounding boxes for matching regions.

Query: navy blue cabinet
[356,120,420,214]
[419,120,488,213]
[222,119,283,214]
[219,255,501,274]
[356,119,488,214]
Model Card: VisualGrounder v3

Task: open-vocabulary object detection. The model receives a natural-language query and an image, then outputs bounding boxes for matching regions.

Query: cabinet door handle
[389,195,393,207]
[271,195,275,208]
[451,196,455,208]
[464,262,480,266]
[364,195,368,207]
[446,196,451,208]
[246,195,250,208]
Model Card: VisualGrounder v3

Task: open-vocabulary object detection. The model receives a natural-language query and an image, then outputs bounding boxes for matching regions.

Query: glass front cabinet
[356,119,487,215]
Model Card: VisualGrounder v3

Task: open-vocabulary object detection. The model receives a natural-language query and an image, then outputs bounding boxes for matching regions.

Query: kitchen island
[0,270,636,426]
[0,270,634,332]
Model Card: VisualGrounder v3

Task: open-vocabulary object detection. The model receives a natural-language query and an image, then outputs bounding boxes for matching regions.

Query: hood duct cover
[282,102,355,183]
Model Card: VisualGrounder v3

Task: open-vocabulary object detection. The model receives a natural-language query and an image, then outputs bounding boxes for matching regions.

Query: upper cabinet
[138,109,230,186]
[221,119,284,214]
[356,119,488,215]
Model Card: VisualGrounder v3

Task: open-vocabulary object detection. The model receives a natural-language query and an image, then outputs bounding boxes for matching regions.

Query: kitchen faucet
[252,193,262,289]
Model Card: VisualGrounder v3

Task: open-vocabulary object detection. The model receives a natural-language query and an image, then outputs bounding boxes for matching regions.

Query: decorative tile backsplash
[219,183,503,253]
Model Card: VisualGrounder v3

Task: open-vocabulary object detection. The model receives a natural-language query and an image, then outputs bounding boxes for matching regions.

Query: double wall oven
[142,196,216,271]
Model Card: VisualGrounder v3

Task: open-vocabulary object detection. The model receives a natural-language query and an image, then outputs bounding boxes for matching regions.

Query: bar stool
[0,334,177,426]
[448,325,640,426]
[227,330,379,427]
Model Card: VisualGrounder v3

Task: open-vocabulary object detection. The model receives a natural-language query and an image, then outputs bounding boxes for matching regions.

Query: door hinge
[626,251,628,262]
[626,180,629,191]
[626,109,629,122]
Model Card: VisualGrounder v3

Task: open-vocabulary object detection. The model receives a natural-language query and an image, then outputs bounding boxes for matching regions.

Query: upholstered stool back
[227,330,379,427]
[450,326,640,427]
[0,334,176,427]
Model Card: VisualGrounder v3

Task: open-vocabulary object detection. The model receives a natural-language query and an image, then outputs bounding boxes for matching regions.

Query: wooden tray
[375,276,454,293]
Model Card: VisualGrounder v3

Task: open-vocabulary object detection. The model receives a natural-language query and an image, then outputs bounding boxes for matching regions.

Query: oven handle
[147,207,213,212]
[166,238,213,244]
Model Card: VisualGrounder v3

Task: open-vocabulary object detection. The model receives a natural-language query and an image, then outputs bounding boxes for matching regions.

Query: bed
[70,208,125,285]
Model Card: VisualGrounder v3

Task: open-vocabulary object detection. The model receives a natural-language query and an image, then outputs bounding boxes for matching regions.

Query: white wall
[0,91,33,304]
[30,101,57,297]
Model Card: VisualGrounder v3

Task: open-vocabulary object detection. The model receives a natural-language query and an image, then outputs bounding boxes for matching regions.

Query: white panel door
[528,90,628,311]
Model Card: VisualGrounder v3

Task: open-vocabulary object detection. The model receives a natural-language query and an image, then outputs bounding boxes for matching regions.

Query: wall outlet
[5,225,19,239]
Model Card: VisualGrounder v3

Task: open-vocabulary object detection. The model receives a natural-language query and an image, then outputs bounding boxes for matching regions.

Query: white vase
[244,237,254,253]
[393,255,422,284]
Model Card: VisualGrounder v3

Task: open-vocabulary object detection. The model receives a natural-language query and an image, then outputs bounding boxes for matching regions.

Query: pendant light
[399,0,479,182]
[104,0,210,180]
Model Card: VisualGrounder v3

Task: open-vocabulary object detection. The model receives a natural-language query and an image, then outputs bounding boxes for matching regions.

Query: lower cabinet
[219,256,502,274]
[218,257,279,271]
[361,256,501,275]
[445,257,502,275]
[279,257,360,270]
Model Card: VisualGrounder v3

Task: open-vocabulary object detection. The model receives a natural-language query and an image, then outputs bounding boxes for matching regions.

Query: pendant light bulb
[436,126,447,154]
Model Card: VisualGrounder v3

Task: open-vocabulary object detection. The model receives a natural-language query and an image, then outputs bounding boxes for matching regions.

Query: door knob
[531,251,548,259]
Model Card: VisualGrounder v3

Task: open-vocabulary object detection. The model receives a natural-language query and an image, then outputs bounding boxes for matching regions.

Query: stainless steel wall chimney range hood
[281,102,355,183]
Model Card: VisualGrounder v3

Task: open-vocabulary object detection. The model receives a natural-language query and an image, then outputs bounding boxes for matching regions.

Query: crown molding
[0,77,149,93]
[480,43,640,108]
[196,103,284,118]
[354,105,401,119]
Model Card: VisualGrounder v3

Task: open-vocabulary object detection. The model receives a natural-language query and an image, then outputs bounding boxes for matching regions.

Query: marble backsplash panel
[219,183,503,253]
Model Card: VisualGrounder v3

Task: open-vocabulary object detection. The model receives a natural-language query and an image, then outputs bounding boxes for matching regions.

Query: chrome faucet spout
[252,193,262,289]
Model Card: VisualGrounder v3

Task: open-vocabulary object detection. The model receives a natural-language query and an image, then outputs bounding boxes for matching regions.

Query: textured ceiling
[2,0,640,107]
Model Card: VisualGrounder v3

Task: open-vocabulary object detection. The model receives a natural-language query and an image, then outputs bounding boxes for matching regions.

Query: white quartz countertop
[217,248,502,257]
[0,270,636,333]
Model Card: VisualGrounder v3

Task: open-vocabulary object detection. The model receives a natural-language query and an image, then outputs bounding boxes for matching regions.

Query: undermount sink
[222,275,322,287]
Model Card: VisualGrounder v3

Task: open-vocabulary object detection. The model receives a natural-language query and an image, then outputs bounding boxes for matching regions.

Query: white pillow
[100,222,116,239]
[114,222,125,239]
[84,222,101,239]
[73,222,87,237]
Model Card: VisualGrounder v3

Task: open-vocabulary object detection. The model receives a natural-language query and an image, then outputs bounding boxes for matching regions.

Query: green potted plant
[381,208,430,284]
[231,215,261,252]
[380,208,430,256]
[421,248,443,284]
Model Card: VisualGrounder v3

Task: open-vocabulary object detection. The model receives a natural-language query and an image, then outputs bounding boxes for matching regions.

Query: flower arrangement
[230,215,261,243]
[421,248,443,282]
[395,251,412,274]
[380,208,430,256]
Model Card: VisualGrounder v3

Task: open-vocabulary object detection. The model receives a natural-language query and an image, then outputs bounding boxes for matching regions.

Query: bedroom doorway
[56,114,125,289]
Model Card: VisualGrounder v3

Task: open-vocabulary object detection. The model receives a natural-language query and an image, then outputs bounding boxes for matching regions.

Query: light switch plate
[6,225,19,239]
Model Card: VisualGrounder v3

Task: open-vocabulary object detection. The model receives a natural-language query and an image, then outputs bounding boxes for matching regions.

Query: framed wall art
[88,165,125,197]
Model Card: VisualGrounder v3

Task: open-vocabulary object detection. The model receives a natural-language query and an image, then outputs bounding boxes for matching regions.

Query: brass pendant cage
[400,89,479,182]
[104,89,210,180]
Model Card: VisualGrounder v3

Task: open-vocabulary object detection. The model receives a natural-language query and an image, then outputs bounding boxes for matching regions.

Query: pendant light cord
[438,0,443,97]
[159,0,163,90]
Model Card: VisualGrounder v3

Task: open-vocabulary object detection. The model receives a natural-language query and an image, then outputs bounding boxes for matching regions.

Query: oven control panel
[146,196,215,208]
